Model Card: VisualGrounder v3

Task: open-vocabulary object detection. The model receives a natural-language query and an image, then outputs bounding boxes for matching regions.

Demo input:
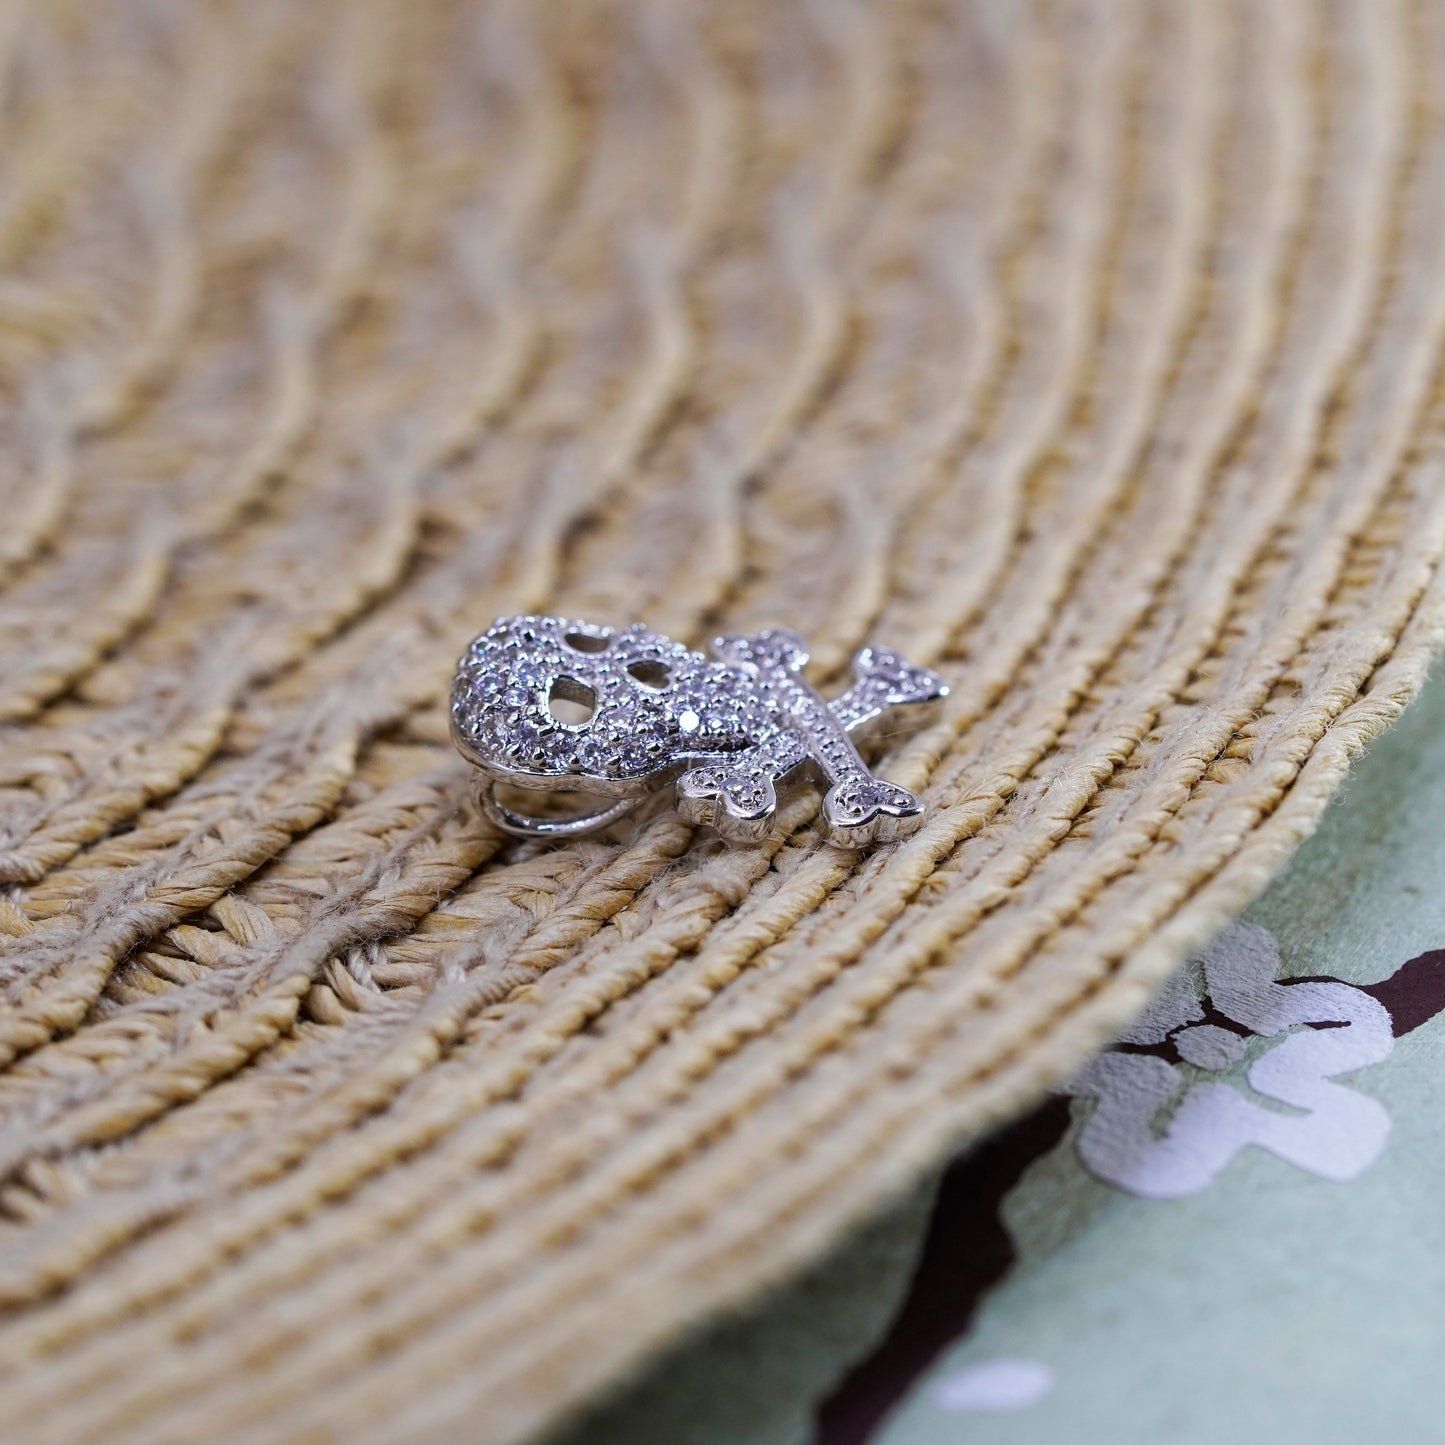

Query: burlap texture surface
[0,1,1442,1441]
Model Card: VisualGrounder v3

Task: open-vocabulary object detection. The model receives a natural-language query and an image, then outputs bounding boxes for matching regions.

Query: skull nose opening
[627,660,672,689]
[546,675,597,726]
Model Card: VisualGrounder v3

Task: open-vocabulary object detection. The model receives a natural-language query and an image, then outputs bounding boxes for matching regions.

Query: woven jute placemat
[0,1,1442,1440]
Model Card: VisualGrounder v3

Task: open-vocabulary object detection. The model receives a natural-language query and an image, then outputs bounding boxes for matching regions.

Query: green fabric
[881,664,1445,1445]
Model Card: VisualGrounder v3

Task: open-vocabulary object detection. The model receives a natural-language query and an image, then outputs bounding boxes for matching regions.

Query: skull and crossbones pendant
[450,615,947,847]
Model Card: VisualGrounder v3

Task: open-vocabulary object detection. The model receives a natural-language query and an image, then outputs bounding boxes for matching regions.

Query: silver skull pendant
[450,615,947,847]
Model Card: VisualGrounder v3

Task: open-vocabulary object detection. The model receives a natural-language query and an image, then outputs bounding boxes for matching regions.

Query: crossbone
[450,616,947,846]
[675,630,946,844]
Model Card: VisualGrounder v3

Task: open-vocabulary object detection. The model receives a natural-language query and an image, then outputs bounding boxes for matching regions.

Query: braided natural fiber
[0,1,1442,1441]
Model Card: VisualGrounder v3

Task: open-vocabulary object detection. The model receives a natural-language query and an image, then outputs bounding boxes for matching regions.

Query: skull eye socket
[627,660,672,689]
[546,676,597,726]
[564,630,611,654]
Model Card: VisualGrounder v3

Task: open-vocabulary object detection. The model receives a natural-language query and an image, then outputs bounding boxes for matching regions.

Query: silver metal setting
[450,615,947,847]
